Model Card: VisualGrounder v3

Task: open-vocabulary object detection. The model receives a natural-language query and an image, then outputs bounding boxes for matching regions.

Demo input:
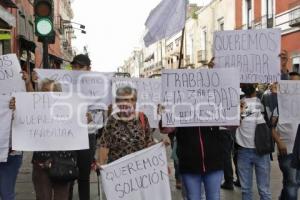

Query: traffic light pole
[43,40,49,69]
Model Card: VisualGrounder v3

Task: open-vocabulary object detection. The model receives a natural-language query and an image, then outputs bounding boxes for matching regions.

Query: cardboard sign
[101,143,171,200]
[278,81,300,123]
[35,69,113,108]
[0,54,26,94]
[214,29,281,83]
[12,92,89,151]
[162,68,240,127]
[0,95,13,162]
[112,78,161,128]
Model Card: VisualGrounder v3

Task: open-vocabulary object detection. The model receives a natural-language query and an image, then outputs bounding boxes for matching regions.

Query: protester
[97,86,154,165]
[236,84,272,200]
[68,54,99,200]
[0,70,33,200]
[160,124,224,200]
[168,131,182,189]
[22,79,78,200]
[272,72,300,200]
[220,128,235,190]
[280,50,290,80]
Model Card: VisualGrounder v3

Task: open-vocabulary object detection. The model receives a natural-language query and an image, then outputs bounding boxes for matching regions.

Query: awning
[19,35,36,52]
[0,5,16,27]
[2,0,17,8]
[0,33,11,40]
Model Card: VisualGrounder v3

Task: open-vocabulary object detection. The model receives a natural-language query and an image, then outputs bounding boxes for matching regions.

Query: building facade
[235,0,300,71]
[141,40,166,77]
[119,49,143,77]
[196,0,236,67]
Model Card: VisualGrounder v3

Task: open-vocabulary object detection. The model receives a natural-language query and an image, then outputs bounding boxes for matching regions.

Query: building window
[293,57,300,73]
[218,18,225,30]
[200,27,207,60]
[294,64,300,73]
[175,38,181,47]
[18,12,26,36]
[246,0,252,29]
[266,0,274,28]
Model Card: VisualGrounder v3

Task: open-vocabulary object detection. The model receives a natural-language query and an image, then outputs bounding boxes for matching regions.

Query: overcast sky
[72,0,212,72]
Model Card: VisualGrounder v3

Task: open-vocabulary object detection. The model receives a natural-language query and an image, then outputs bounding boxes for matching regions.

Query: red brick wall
[282,31,300,70]
[276,0,300,14]
[254,0,261,22]
[236,0,243,29]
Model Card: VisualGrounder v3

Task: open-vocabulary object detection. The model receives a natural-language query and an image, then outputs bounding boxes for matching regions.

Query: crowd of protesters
[0,50,300,200]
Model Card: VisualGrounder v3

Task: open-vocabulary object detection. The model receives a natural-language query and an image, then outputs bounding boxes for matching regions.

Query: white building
[196,0,236,66]
[142,40,166,77]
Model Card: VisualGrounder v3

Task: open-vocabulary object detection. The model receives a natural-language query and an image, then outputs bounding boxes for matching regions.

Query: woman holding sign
[98,86,154,164]
[0,69,33,200]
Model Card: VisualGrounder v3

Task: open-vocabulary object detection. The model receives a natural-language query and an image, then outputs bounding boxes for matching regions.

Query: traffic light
[34,0,55,44]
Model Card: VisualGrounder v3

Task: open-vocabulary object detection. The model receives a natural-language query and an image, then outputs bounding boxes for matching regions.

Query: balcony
[290,7,300,27]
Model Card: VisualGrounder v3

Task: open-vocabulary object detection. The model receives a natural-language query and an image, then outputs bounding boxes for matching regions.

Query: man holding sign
[272,73,300,200]
[214,29,281,84]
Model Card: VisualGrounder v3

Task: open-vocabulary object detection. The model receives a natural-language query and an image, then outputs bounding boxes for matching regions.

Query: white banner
[214,29,281,83]
[143,0,187,47]
[101,143,171,200]
[162,68,240,127]
[0,95,13,162]
[12,92,89,151]
[278,81,300,123]
[35,69,113,108]
[0,54,26,94]
[112,78,161,128]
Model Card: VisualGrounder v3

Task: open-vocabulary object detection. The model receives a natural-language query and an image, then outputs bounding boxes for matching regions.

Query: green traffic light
[36,18,53,36]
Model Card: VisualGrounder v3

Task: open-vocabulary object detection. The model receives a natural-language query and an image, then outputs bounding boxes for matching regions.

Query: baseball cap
[71,54,91,67]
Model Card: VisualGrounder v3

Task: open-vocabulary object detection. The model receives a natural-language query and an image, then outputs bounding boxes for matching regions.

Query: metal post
[43,39,49,69]
[178,27,185,69]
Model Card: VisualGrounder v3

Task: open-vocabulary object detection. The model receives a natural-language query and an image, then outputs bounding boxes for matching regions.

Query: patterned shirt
[99,112,153,163]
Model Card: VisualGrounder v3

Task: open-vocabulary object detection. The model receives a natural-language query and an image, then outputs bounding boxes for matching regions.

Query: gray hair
[116,86,137,101]
[39,79,62,92]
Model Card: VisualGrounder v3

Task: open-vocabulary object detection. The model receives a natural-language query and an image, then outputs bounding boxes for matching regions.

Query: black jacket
[292,124,300,169]
[176,126,224,174]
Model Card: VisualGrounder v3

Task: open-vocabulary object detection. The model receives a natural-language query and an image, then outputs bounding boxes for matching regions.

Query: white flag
[143,0,187,47]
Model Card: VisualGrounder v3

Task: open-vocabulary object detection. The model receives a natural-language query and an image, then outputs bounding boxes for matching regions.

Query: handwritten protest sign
[162,68,240,127]
[278,81,300,123]
[12,92,89,151]
[35,69,113,108]
[214,29,281,83]
[112,78,161,128]
[0,95,13,162]
[101,143,171,200]
[0,54,26,94]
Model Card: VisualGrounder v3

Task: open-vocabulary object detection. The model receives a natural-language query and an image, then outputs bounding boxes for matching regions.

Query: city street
[15,151,284,200]
[1,0,300,199]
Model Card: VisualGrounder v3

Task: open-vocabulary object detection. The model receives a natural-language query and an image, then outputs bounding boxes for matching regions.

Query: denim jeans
[181,170,223,200]
[0,155,23,200]
[237,148,271,200]
[278,154,300,200]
